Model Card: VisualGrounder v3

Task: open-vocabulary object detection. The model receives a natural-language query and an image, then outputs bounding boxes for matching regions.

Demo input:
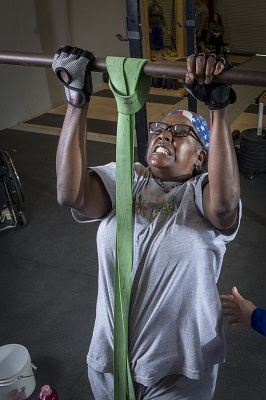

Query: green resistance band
[106,57,151,400]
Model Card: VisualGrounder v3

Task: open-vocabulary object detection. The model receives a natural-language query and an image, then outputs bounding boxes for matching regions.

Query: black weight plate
[161,78,168,89]
[239,160,266,170]
[240,150,266,157]
[103,72,109,83]
[240,138,266,146]
[156,78,163,88]
[166,79,174,89]
[172,80,180,90]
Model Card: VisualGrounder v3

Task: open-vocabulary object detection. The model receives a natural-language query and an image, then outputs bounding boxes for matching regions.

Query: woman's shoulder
[134,162,150,177]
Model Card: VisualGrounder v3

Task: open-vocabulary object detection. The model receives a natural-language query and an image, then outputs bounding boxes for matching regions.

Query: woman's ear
[197,149,207,166]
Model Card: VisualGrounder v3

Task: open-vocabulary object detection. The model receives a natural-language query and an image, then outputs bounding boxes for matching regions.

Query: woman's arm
[52,46,112,219]
[202,107,240,229]
[184,54,240,230]
[199,15,207,33]
[160,6,167,29]
[56,103,112,219]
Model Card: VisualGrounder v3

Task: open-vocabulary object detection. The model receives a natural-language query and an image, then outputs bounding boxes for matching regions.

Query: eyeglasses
[148,122,203,145]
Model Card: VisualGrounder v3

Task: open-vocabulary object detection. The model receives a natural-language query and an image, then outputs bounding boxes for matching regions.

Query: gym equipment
[1,50,266,181]
[164,0,177,56]
[1,50,266,86]
[237,102,266,180]
[239,129,266,180]
[106,56,151,399]
[165,29,177,57]
[0,150,26,229]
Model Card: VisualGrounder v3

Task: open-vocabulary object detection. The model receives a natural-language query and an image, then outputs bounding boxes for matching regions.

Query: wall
[216,0,266,54]
[0,0,131,131]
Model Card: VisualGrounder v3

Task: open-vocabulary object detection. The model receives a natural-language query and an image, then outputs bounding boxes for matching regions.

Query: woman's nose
[158,129,172,141]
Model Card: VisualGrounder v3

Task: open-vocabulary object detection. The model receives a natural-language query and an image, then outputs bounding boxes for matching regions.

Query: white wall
[0,0,134,130]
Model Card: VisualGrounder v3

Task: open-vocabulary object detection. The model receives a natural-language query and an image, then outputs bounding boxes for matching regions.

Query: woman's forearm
[56,103,89,208]
[207,108,240,214]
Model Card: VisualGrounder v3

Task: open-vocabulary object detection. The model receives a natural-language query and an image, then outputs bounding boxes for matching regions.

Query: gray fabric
[195,3,209,31]
[148,4,167,28]
[72,162,242,386]
[209,22,224,36]
[88,364,218,400]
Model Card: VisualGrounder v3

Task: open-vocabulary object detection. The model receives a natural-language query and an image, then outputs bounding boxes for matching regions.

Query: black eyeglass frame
[148,122,205,148]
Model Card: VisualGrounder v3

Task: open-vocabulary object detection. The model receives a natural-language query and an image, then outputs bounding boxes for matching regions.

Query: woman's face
[146,114,205,181]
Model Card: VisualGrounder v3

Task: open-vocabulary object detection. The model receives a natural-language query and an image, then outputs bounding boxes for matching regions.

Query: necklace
[153,176,185,193]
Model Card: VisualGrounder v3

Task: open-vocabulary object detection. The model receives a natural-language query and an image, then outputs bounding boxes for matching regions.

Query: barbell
[0,50,266,87]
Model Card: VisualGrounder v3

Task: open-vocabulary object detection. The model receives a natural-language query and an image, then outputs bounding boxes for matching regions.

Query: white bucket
[0,344,37,400]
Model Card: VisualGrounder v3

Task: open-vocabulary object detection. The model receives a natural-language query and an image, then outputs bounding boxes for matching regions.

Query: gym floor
[0,54,266,400]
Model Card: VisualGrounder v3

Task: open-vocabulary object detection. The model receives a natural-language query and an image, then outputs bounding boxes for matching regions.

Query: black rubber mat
[244,104,266,114]
[93,89,184,105]
[24,114,118,135]
[22,93,184,134]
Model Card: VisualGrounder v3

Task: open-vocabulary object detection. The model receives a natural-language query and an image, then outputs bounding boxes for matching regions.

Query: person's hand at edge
[220,287,257,327]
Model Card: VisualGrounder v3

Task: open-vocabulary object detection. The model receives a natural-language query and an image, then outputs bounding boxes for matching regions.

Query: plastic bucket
[0,344,37,400]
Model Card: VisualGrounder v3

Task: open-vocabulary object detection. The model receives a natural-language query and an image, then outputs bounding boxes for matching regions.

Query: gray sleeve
[71,162,116,223]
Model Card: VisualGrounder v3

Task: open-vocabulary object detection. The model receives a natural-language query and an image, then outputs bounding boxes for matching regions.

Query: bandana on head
[167,110,210,150]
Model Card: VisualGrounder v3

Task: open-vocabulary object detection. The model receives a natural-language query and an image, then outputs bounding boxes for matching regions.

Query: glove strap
[106,56,151,400]
[64,86,87,108]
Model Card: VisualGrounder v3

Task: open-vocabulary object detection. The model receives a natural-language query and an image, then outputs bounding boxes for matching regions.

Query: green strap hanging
[106,57,151,400]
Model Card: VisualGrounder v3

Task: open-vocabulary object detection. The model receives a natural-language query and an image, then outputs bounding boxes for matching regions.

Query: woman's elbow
[57,192,73,208]
[57,187,81,208]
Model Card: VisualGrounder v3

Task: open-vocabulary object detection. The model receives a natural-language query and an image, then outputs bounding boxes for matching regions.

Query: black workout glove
[52,45,95,108]
[183,56,237,110]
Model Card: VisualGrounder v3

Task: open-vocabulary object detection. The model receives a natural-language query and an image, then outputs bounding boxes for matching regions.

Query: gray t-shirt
[72,162,241,386]
[195,3,209,31]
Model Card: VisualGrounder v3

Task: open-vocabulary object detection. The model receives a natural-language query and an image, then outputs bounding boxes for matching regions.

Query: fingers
[56,45,73,57]
[205,54,217,83]
[231,286,245,302]
[220,294,234,302]
[185,54,196,85]
[186,53,230,84]
[213,59,225,76]
[81,50,95,63]
[221,306,240,319]
[195,54,206,85]
[71,47,84,58]
[220,293,239,313]
[221,302,238,311]
[55,45,94,62]
[228,317,240,325]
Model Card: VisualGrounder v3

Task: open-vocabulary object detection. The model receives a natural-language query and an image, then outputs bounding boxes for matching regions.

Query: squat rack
[1,49,266,165]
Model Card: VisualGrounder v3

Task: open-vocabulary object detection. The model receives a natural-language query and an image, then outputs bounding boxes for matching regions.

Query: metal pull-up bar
[1,50,266,87]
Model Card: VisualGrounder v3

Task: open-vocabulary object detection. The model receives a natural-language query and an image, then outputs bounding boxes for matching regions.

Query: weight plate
[161,78,168,89]
[172,80,180,90]
[166,79,174,89]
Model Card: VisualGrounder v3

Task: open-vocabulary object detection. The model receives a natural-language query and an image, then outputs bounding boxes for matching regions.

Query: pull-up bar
[0,50,266,87]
